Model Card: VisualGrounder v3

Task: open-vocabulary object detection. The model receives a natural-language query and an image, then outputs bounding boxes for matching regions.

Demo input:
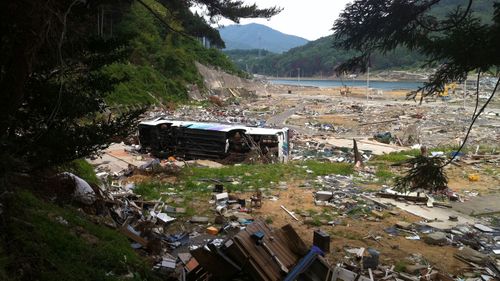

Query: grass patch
[175,161,354,193]
[371,149,420,162]
[347,206,369,216]
[134,182,209,217]
[303,161,354,176]
[133,181,175,199]
[265,216,274,224]
[395,261,408,272]
[371,145,466,164]
[375,165,396,184]
[1,190,158,281]
[330,229,364,241]
[59,159,100,186]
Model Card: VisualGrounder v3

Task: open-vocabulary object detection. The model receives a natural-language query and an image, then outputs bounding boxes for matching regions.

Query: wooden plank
[280,205,299,221]
[119,226,148,247]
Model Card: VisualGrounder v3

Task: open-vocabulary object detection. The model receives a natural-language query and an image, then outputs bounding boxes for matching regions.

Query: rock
[424,232,448,246]
[190,216,209,223]
[395,221,412,230]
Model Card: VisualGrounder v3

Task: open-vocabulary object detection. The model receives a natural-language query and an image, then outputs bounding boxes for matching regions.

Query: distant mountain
[218,23,308,54]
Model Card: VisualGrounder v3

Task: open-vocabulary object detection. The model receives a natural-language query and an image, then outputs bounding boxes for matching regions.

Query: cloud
[218,0,352,40]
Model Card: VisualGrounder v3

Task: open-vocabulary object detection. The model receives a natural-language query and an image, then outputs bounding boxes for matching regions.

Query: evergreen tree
[0,0,280,173]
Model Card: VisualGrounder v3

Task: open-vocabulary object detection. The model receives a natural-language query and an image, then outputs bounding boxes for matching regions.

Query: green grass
[133,181,175,199]
[59,159,100,186]
[303,161,354,176]
[347,206,369,216]
[395,261,408,273]
[180,161,354,192]
[265,216,274,224]
[371,149,421,162]
[375,165,396,184]
[132,161,355,219]
[370,145,471,164]
[1,191,159,281]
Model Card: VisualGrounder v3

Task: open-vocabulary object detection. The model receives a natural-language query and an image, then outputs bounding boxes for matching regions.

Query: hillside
[102,1,247,106]
[218,23,308,53]
[226,0,493,77]
[226,37,426,77]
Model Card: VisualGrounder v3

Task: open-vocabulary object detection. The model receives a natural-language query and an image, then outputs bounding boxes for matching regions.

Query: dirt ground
[249,184,468,275]
[235,84,498,274]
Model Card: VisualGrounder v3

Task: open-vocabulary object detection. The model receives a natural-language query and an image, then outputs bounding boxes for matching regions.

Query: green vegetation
[375,166,396,184]
[135,161,354,199]
[1,0,280,279]
[371,150,421,163]
[103,1,247,106]
[394,261,408,273]
[59,159,100,186]
[0,191,158,281]
[371,146,459,163]
[334,0,498,102]
[395,155,448,193]
[225,37,426,77]
[264,216,274,224]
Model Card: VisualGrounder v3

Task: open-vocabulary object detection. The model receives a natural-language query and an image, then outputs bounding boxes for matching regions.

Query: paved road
[266,102,318,135]
[266,102,305,126]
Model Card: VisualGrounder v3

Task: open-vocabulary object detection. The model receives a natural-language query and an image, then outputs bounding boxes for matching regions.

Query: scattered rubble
[70,81,500,280]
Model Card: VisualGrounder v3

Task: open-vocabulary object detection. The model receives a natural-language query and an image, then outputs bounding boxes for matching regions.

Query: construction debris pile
[59,170,350,280]
[291,140,373,163]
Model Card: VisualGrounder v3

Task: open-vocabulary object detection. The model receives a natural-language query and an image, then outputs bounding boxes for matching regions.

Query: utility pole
[297,68,300,84]
[463,78,467,109]
[366,65,370,101]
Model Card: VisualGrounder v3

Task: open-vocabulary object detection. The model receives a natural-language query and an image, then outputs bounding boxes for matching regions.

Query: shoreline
[265,77,425,83]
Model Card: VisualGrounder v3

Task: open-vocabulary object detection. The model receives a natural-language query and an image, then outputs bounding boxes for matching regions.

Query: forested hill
[225,0,493,77]
[225,37,426,77]
[101,0,245,106]
[218,23,308,53]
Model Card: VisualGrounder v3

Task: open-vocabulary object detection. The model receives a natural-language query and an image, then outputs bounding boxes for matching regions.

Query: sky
[217,1,353,41]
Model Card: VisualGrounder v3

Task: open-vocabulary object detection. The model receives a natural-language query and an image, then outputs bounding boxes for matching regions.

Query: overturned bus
[138,117,290,162]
